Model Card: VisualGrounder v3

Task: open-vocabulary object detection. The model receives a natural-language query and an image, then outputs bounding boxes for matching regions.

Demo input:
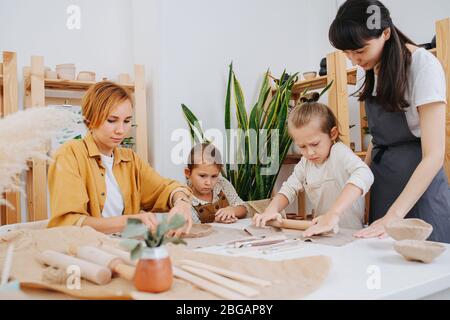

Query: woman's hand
[168,200,193,237]
[127,211,159,231]
[215,207,238,224]
[353,214,400,239]
[303,213,340,237]
[253,210,283,227]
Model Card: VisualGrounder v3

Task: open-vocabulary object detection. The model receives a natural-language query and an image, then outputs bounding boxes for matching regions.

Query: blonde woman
[48,81,193,235]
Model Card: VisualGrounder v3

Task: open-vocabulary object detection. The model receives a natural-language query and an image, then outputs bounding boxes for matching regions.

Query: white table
[198,219,450,300]
[1,219,449,300]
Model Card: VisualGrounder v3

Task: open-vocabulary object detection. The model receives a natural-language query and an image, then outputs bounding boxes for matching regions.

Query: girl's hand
[253,210,283,227]
[215,207,238,224]
[303,213,340,237]
[168,200,193,237]
[353,214,400,239]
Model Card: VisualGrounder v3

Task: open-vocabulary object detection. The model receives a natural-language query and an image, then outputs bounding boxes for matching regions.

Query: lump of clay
[394,240,446,263]
[385,218,432,241]
[181,224,213,239]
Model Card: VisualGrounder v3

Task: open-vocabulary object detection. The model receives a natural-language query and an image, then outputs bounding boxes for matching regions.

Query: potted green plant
[120,213,186,293]
[182,63,334,201]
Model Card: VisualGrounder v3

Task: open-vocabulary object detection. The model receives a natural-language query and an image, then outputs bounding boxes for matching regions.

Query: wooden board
[327,51,350,146]
[25,78,135,93]
[133,65,148,163]
[436,18,450,182]
[1,52,21,224]
[28,56,48,221]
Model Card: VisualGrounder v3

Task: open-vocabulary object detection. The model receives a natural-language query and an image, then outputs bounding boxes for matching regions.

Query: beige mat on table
[243,225,358,247]
[0,226,332,300]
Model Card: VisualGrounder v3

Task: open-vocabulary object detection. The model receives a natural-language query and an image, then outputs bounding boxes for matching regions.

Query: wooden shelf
[25,78,135,92]
[290,67,357,95]
[0,74,3,88]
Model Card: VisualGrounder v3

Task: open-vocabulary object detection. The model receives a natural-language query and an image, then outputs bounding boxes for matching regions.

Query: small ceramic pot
[134,246,173,293]
[77,71,96,82]
[385,218,433,241]
[394,240,445,263]
[303,71,317,80]
[45,70,58,79]
[56,64,76,80]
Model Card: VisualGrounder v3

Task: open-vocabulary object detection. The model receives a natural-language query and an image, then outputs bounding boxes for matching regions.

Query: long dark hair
[329,0,416,112]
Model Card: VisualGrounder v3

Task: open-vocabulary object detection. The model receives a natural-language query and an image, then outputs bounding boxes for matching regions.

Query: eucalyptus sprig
[120,213,187,260]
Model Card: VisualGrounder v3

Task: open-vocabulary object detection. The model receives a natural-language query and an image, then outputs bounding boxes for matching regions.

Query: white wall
[1,0,450,216]
[0,0,134,95]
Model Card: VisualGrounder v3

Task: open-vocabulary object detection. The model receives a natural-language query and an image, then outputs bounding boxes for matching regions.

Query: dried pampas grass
[0,107,77,206]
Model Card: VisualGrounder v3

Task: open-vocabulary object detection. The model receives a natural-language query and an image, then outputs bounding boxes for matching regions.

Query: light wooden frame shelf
[23,56,149,222]
[24,78,135,93]
[0,51,21,226]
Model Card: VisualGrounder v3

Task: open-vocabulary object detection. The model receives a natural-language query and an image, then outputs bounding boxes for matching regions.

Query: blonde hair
[288,92,342,141]
[82,81,133,129]
[187,143,223,170]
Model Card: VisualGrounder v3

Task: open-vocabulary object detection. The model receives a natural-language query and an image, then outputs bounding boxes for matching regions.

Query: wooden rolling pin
[180,265,260,297]
[266,218,313,230]
[68,246,136,281]
[37,250,112,285]
[100,244,136,266]
[180,259,271,287]
[173,266,246,300]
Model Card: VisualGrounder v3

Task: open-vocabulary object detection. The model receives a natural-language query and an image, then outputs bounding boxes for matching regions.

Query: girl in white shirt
[253,92,374,236]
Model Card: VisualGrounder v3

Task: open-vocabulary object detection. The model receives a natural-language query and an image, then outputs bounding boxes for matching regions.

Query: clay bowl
[45,70,58,79]
[56,64,76,80]
[303,71,317,80]
[77,71,96,82]
[394,240,446,263]
[385,218,433,241]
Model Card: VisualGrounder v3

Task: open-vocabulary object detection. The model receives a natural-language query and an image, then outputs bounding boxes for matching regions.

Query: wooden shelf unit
[23,56,149,222]
[0,51,21,225]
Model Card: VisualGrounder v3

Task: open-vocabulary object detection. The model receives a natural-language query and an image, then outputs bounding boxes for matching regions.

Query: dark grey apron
[365,96,450,243]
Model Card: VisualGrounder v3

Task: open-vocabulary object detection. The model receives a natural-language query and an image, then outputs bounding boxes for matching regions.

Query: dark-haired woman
[329,0,450,242]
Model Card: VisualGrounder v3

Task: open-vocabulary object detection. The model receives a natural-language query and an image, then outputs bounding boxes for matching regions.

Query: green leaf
[120,239,141,252]
[130,243,144,260]
[319,80,334,98]
[181,104,205,143]
[121,218,148,238]
[225,62,233,180]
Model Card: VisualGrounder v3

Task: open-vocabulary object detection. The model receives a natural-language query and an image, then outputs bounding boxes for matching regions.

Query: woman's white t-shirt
[100,154,125,218]
[356,47,447,137]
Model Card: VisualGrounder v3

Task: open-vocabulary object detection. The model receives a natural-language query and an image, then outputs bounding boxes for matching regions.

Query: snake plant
[181,63,332,201]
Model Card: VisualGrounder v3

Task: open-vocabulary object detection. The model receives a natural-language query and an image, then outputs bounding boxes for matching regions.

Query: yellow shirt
[48,133,189,227]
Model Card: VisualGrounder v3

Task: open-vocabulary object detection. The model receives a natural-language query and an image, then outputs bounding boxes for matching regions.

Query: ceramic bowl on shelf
[45,70,58,79]
[303,71,317,80]
[394,240,446,263]
[56,64,76,80]
[385,218,433,241]
[77,71,96,82]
